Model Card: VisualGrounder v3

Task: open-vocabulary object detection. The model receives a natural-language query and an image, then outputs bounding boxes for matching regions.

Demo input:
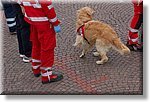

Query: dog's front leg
[80,44,86,58]
[93,52,100,57]
[80,49,86,58]
[80,41,90,58]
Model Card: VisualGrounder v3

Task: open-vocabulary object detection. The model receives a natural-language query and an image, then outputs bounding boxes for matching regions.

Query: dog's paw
[96,60,104,65]
[93,52,100,57]
[73,43,77,47]
[80,54,85,58]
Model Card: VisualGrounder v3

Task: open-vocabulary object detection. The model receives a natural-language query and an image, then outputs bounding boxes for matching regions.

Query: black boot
[126,43,143,52]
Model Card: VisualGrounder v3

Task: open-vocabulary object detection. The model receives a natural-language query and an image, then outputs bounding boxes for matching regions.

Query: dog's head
[76,7,95,31]
[77,7,95,22]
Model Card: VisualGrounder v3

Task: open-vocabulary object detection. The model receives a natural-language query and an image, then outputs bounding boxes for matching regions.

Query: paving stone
[1,1,143,95]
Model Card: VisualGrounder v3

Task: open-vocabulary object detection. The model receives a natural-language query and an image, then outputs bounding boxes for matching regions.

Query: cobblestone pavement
[1,1,143,95]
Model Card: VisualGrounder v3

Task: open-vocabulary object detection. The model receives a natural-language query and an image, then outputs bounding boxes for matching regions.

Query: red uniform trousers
[128,3,143,45]
[30,23,56,70]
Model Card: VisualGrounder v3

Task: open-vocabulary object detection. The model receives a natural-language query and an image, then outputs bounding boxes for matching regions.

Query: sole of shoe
[23,58,31,63]
[10,32,17,35]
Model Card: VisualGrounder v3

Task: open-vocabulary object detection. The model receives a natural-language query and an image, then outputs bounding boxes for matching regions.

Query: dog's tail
[112,38,130,55]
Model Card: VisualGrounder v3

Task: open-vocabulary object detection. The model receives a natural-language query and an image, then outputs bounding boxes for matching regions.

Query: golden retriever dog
[73,7,130,65]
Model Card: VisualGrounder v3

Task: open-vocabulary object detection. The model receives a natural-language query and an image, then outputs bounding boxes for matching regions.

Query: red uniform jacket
[16,0,60,26]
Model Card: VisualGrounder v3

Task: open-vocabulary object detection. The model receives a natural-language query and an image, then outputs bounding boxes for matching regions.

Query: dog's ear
[86,8,95,16]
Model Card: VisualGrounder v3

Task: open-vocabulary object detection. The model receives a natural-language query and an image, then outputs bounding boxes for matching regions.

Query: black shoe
[34,73,41,77]
[42,72,63,84]
[126,43,143,52]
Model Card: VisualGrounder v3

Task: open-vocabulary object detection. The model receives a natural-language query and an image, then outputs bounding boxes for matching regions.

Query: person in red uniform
[15,0,63,84]
[126,0,143,51]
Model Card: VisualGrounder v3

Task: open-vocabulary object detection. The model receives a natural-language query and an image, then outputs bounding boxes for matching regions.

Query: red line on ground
[54,56,109,93]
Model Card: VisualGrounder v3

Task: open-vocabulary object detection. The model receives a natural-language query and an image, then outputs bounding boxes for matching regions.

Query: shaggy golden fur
[74,7,130,65]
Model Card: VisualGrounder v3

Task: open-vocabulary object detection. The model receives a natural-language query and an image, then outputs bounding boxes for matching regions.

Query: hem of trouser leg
[42,75,63,84]
[128,41,138,45]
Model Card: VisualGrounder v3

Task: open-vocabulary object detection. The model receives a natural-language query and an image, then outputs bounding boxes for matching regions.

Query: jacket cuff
[51,20,61,26]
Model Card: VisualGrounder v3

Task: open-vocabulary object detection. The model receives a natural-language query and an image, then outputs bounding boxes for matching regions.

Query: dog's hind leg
[96,51,108,65]
[95,40,109,64]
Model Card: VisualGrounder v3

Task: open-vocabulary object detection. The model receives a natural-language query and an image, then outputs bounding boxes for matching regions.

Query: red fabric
[32,67,41,75]
[127,0,143,45]
[42,75,58,82]
[41,70,58,82]
[81,25,85,37]
[130,13,141,29]
[40,1,60,26]
[30,24,56,67]
[77,24,85,37]
[128,32,139,44]
[127,14,140,44]
[132,0,143,14]
[21,0,60,25]
[41,69,56,82]
[32,62,41,74]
